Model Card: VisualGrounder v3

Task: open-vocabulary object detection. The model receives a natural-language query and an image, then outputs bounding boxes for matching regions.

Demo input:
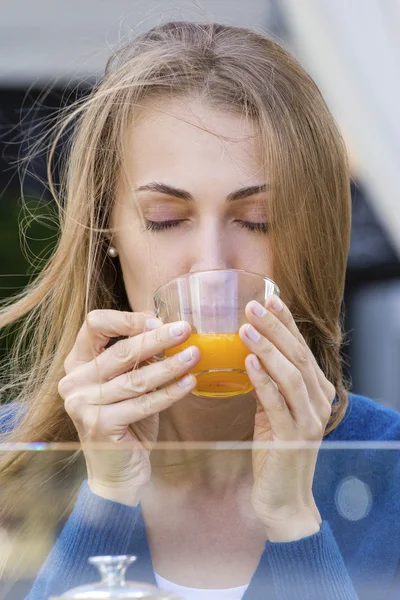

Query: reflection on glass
[0,441,399,600]
[51,555,180,599]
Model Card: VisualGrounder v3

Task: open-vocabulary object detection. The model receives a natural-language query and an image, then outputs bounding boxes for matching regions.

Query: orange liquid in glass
[164,332,254,398]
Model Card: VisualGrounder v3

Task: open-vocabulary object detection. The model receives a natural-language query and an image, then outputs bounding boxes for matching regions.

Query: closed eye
[143,219,269,234]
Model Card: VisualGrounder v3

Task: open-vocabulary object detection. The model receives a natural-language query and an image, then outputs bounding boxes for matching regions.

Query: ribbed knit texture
[1,393,398,600]
[263,521,357,599]
[25,480,143,598]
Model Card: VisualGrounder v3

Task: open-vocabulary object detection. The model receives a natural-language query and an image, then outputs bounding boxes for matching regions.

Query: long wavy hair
[0,21,351,482]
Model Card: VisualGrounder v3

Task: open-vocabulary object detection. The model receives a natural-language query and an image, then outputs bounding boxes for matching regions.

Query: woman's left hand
[239,295,336,542]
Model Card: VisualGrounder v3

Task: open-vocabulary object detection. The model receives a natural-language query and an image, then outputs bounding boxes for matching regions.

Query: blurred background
[1,0,399,410]
[1,1,400,597]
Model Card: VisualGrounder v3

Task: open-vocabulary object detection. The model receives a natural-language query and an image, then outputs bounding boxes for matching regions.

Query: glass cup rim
[153,268,280,301]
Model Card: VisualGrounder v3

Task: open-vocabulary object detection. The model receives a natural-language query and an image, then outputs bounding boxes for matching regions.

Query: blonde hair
[0,21,351,479]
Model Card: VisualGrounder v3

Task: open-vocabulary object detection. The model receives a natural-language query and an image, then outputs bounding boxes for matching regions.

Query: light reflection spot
[335,476,372,521]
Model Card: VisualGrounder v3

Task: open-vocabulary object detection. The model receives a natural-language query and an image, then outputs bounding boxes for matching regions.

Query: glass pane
[1,441,399,599]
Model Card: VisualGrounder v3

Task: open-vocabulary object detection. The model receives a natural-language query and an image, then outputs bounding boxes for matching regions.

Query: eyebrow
[134,182,269,203]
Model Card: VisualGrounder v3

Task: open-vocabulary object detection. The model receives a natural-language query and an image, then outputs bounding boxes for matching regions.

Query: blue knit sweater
[2,393,400,599]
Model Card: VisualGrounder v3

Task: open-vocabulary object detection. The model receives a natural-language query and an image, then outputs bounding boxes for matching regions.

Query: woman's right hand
[58,309,200,506]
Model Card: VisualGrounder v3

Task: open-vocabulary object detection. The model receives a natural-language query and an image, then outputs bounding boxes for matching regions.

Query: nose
[188,221,234,280]
[186,222,238,303]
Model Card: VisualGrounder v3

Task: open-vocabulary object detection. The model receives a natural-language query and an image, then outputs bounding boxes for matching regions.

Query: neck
[158,391,256,442]
[151,391,256,492]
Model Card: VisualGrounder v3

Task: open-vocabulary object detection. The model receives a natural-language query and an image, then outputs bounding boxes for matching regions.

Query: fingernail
[178,347,194,362]
[251,355,262,370]
[169,321,186,337]
[251,301,267,318]
[146,317,163,330]
[178,374,194,388]
[246,324,261,342]
[270,295,283,312]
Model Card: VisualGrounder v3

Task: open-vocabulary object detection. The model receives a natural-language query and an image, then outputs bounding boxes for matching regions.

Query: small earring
[107,245,118,258]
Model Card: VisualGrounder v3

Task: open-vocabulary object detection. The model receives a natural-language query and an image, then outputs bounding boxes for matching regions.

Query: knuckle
[295,343,309,366]
[289,367,304,391]
[308,418,324,439]
[267,316,280,333]
[124,311,140,332]
[261,339,274,355]
[153,326,164,345]
[109,338,132,363]
[135,392,153,415]
[57,377,68,398]
[125,368,147,395]
[271,391,286,412]
[163,357,178,377]
[320,399,333,422]
[64,391,84,419]
[165,382,180,402]
[326,381,336,402]
[86,309,105,331]
[58,374,76,398]
[260,370,272,388]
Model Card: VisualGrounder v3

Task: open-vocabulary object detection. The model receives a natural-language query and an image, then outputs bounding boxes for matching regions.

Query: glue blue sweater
[2,393,400,599]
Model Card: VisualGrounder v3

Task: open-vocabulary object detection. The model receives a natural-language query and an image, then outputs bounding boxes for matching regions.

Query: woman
[0,21,399,600]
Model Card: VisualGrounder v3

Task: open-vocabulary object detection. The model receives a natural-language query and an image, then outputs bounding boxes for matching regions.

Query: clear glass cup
[153,269,280,398]
[50,555,181,599]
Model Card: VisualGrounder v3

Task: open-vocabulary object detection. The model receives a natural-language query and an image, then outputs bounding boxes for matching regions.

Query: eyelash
[143,219,269,234]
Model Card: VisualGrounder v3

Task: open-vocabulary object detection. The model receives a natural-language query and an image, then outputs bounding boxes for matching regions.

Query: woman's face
[111,97,272,312]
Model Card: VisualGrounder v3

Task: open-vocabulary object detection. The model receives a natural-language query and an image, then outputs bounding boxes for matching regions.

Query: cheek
[117,235,185,312]
[239,236,273,276]
[114,229,151,308]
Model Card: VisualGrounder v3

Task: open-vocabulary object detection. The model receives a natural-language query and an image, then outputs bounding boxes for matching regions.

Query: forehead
[124,97,263,182]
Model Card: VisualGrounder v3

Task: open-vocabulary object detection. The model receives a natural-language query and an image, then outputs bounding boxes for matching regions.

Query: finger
[245,300,321,404]
[247,353,327,439]
[86,345,201,405]
[94,373,197,429]
[240,324,311,426]
[64,310,163,374]
[67,320,192,385]
[262,296,335,403]
[245,354,292,435]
